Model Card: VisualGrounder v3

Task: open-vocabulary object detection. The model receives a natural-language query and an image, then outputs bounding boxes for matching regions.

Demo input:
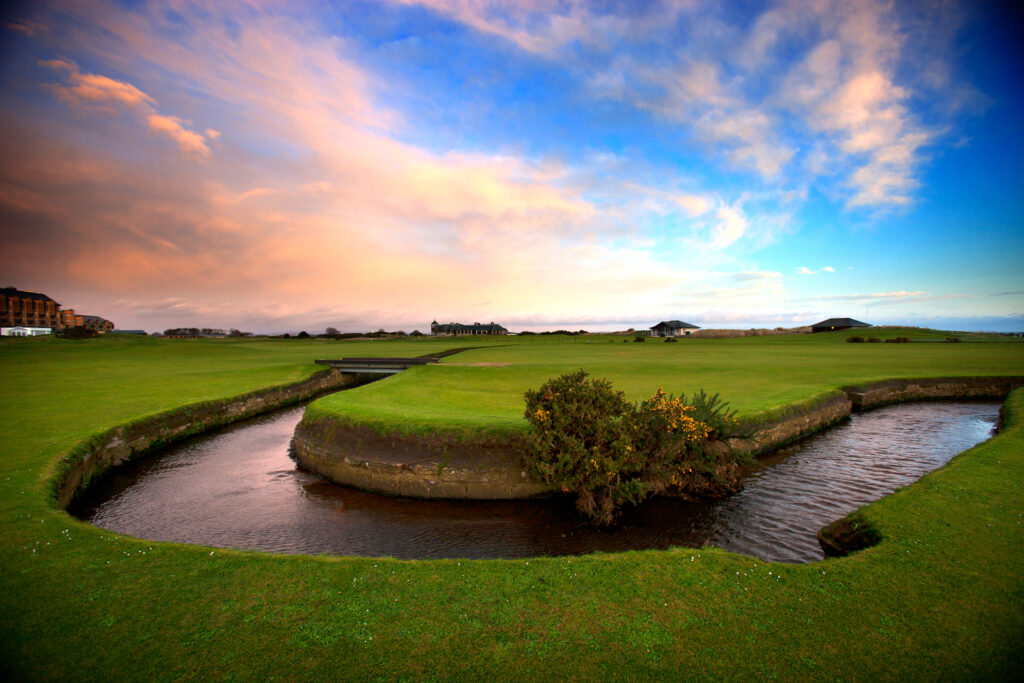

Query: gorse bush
[522,371,640,524]
[522,371,741,525]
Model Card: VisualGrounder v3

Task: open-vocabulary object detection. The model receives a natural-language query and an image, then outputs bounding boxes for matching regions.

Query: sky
[0,0,1021,334]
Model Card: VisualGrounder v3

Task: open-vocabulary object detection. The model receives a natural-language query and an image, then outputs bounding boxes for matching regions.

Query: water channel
[70,400,1000,563]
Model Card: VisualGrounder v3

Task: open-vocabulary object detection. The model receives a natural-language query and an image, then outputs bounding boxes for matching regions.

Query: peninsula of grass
[2,331,1022,680]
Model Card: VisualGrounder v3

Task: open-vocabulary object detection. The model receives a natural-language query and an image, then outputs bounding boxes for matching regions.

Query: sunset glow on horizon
[1,1,1021,334]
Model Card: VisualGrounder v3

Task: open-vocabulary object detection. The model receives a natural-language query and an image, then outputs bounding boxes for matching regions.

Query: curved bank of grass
[1,332,1022,680]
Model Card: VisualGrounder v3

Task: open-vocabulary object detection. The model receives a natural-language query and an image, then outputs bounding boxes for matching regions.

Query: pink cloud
[40,57,212,159]
[146,114,211,157]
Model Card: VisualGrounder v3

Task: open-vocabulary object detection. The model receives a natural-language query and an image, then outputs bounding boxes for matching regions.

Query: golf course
[2,330,1022,680]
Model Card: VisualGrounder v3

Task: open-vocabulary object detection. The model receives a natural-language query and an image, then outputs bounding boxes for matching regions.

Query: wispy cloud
[404,0,967,209]
[40,58,213,158]
[733,270,783,281]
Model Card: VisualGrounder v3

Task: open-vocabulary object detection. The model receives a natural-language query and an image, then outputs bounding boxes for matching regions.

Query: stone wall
[292,419,548,500]
[844,376,1024,411]
[53,369,370,509]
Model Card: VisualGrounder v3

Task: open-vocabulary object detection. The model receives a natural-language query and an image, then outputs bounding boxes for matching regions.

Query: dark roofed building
[1,287,60,328]
[810,318,871,333]
[80,315,115,332]
[650,320,700,337]
[431,320,508,336]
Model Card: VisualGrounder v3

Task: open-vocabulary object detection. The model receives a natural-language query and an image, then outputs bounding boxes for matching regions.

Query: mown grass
[309,328,1024,438]
[1,332,1022,680]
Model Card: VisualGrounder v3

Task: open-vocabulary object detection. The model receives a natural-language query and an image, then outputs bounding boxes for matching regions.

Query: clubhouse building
[810,318,871,333]
[431,321,508,336]
[650,320,700,337]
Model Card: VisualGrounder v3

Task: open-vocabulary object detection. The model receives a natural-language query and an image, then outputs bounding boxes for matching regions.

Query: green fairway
[1,332,1022,680]
[309,329,1024,437]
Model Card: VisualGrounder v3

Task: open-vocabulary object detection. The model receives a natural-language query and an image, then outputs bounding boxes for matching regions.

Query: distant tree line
[162,328,252,338]
[516,329,589,336]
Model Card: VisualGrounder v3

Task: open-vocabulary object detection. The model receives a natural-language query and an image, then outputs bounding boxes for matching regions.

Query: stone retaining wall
[54,369,368,509]
[292,419,547,499]
[844,376,1024,411]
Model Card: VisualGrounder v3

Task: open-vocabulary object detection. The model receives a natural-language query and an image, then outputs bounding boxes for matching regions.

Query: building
[1,287,61,328]
[1,326,52,336]
[430,320,508,336]
[810,318,871,333]
[650,320,700,337]
[59,309,115,332]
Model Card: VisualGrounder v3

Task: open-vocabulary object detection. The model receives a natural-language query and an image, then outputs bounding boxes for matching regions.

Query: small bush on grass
[57,326,99,340]
[522,371,741,525]
[633,335,646,342]
[664,337,677,342]
[884,337,910,343]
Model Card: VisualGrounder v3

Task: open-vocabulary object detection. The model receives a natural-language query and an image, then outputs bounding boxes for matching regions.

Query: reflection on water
[70,401,999,563]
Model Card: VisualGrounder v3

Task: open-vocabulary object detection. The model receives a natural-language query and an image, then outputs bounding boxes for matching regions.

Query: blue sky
[0,0,1021,333]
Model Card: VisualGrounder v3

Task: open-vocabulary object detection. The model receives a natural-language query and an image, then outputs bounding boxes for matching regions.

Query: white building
[1,326,52,336]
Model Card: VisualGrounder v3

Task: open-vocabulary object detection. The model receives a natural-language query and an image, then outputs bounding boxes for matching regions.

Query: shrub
[664,336,677,343]
[522,371,640,524]
[846,336,865,343]
[58,326,99,340]
[945,337,961,343]
[633,335,646,342]
[522,372,739,525]
[687,389,739,439]
[867,336,881,343]
[884,337,910,343]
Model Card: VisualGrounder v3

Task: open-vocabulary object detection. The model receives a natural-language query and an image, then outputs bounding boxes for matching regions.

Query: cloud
[733,270,783,281]
[4,18,49,37]
[807,290,931,302]
[821,266,835,272]
[146,115,211,157]
[390,0,688,57]
[409,0,961,209]
[693,107,794,177]
[710,204,748,250]
[674,193,711,217]
[797,266,815,275]
[40,58,212,158]
[41,58,154,110]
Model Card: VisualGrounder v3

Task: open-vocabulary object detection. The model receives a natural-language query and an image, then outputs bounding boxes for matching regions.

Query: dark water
[70,401,999,563]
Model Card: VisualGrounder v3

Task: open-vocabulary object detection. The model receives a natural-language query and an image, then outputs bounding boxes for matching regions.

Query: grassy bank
[1,332,1022,680]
